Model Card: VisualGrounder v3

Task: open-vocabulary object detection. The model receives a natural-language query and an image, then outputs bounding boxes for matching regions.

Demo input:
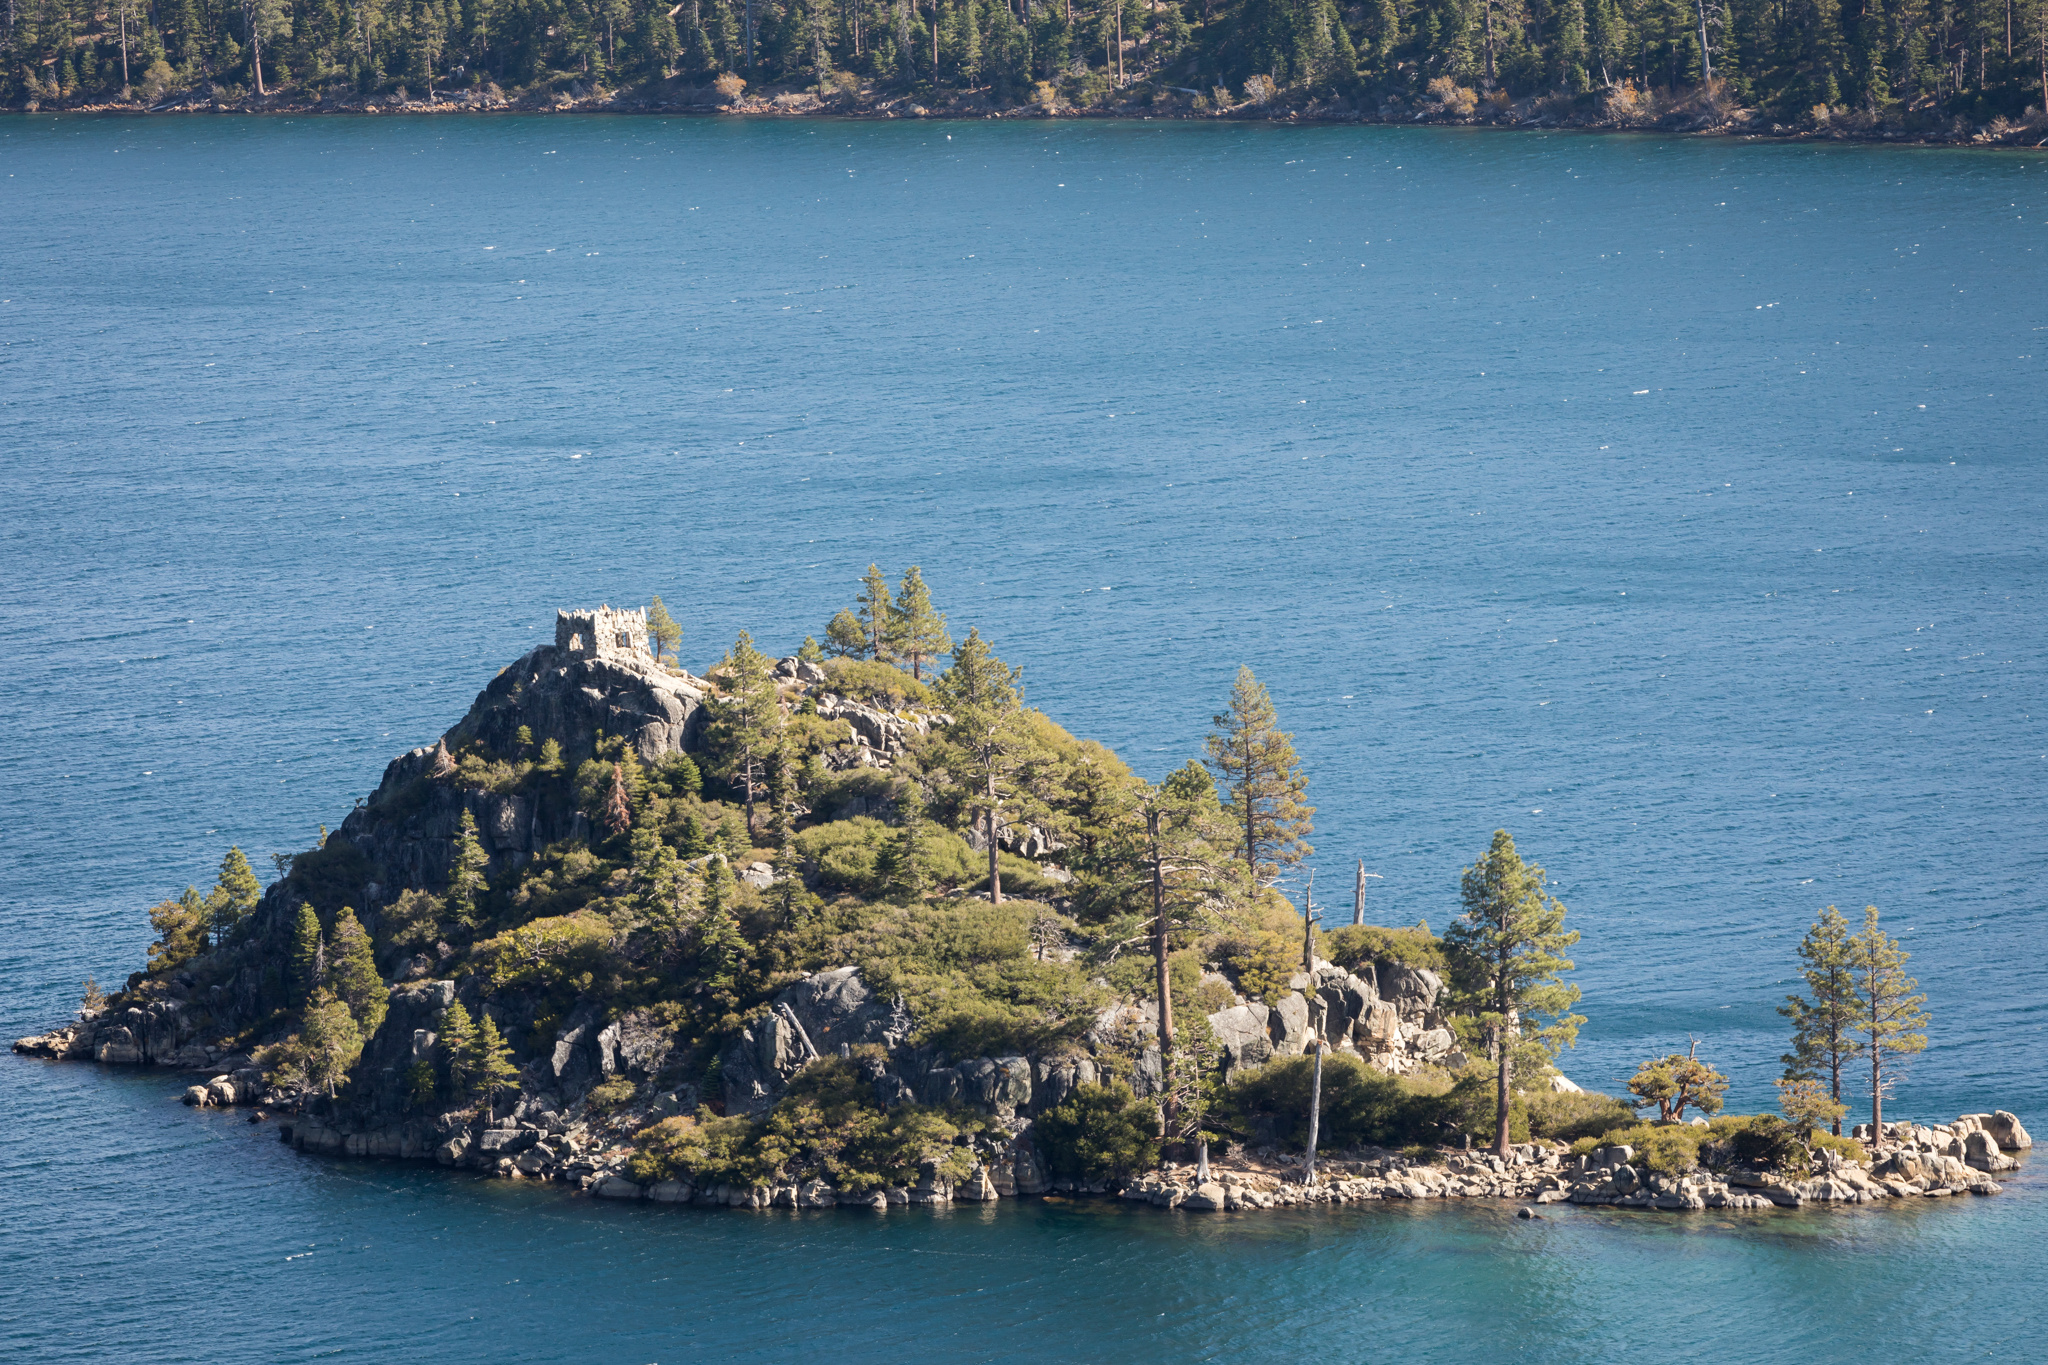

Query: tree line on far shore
[8,0,2043,128]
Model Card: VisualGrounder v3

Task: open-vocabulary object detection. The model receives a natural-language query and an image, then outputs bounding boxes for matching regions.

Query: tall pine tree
[1444,830,1583,1158]
[1779,904,1863,1136]
[1204,666,1313,886]
[1850,905,1929,1137]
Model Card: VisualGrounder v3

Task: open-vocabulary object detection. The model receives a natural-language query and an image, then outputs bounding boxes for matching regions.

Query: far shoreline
[11,92,2047,153]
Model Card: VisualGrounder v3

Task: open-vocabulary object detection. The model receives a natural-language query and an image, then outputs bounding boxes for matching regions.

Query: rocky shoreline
[16,998,2031,1216]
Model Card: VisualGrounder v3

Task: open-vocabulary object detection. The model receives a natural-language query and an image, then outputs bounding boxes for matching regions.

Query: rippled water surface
[1,115,2043,1362]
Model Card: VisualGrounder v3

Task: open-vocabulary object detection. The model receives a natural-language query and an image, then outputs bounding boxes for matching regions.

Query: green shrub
[468,913,612,992]
[1808,1131,1868,1165]
[1321,923,1448,975]
[1218,1052,1458,1151]
[1594,1122,1706,1174]
[982,851,1068,900]
[625,1059,980,1192]
[851,899,1106,1057]
[647,752,702,799]
[628,1111,773,1186]
[757,1057,980,1193]
[822,658,932,710]
[1212,933,1298,1005]
[1523,1087,1636,1143]
[797,818,979,897]
[586,1076,638,1111]
[1035,1081,1160,1180]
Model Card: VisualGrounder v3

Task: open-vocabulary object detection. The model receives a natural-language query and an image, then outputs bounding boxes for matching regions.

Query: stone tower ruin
[555,605,651,661]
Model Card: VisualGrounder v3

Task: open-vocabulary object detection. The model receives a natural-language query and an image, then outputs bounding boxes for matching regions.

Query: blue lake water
[1,115,2044,1362]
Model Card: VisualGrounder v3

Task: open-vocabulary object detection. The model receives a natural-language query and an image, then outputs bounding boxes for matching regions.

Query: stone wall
[554,605,650,661]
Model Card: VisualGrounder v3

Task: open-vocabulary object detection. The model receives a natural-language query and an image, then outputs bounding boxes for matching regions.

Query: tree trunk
[252,30,266,94]
[1241,736,1256,878]
[985,780,1002,904]
[1870,1045,1883,1140]
[1353,858,1364,926]
[1304,1040,1325,1183]
[1150,810,1174,1134]
[120,5,131,87]
[1494,982,1513,1157]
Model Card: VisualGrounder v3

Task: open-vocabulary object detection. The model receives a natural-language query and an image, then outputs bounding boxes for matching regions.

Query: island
[16,577,2032,1215]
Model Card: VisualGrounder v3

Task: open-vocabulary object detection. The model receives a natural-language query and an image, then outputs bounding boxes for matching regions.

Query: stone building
[555,605,651,661]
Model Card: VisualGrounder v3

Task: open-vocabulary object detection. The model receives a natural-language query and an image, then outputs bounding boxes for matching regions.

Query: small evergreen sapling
[473,1014,519,1106]
[448,808,491,929]
[438,1001,480,1101]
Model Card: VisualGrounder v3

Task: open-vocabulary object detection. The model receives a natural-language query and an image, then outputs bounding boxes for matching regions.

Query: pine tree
[934,627,1037,904]
[539,737,565,773]
[859,563,898,663]
[797,634,826,663]
[1626,1039,1728,1122]
[289,901,324,1005]
[647,595,683,664]
[439,1001,480,1101]
[1204,666,1314,885]
[448,807,491,928]
[473,1013,520,1106]
[1779,904,1863,1136]
[327,907,388,1036]
[892,566,953,681]
[602,762,633,840]
[1850,905,1929,1138]
[299,988,363,1095]
[877,777,931,901]
[697,857,745,1005]
[825,608,868,658]
[147,886,209,974]
[1444,830,1583,1157]
[82,977,108,1013]
[205,845,262,947]
[707,630,782,837]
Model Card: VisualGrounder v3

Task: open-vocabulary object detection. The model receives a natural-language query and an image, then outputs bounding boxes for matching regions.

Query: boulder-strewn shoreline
[15,991,2031,1216]
[14,78,2048,150]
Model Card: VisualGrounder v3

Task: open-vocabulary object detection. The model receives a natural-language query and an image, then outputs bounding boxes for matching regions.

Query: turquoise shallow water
[1,115,2044,1362]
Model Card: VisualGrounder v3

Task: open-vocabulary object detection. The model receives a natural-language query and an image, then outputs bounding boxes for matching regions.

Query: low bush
[1217,1052,1465,1150]
[1592,1122,1706,1174]
[1523,1087,1636,1144]
[468,912,613,992]
[1320,923,1448,976]
[626,1058,980,1192]
[1034,1081,1159,1180]
[798,817,980,897]
[1808,1131,1868,1165]
[585,1076,638,1111]
[821,658,932,710]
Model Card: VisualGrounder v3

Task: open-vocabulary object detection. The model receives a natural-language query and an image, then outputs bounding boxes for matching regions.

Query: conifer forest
[6,0,2046,129]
